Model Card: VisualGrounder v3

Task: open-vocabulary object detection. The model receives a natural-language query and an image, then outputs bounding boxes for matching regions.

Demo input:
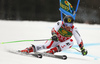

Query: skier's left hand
[81,47,88,56]
[51,34,59,41]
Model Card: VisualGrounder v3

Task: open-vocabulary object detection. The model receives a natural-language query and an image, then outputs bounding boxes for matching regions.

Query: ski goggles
[64,23,73,27]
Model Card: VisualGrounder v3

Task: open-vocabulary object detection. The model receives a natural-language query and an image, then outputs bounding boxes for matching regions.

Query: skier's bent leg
[20,40,58,53]
[20,44,47,53]
[46,39,74,54]
[58,39,74,51]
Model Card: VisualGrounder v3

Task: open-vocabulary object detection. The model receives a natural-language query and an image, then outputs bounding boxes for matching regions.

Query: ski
[34,52,67,60]
[8,50,67,60]
[8,50,42,58]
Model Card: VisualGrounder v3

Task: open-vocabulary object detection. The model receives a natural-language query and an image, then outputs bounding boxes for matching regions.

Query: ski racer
[20,16,88,56]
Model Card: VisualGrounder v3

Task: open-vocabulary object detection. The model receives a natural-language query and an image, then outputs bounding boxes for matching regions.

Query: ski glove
[51,34,59,41]
[81,47,88,56]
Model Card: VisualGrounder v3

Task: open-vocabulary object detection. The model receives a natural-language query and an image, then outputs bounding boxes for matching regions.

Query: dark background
[0,0,100,24]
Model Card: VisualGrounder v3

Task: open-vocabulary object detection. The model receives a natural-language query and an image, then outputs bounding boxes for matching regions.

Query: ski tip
[62,55,67,60]
[37,54,42,58]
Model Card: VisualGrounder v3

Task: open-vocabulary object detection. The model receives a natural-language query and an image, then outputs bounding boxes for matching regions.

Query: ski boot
[46,46,61,54]
[19,45,35,53]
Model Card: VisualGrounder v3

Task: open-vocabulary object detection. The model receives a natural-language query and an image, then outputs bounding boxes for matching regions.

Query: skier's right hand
[51,34,59,41]
[81,47,88,56]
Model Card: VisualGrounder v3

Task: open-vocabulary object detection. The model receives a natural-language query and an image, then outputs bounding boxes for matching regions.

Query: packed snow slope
[0,20,100,64]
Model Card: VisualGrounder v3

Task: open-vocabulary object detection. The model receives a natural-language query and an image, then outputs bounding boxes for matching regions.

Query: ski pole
[1,39,51,44]
[71,47,81,52]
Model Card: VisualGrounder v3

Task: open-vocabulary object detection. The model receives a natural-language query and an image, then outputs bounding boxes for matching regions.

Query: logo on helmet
[68,18,72,23]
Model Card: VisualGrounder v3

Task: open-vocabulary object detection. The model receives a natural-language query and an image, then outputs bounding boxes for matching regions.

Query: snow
[0,20,100,64]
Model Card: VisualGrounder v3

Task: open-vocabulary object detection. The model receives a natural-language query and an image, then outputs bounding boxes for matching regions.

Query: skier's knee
[31,44,36,52]
[56,45,61,52]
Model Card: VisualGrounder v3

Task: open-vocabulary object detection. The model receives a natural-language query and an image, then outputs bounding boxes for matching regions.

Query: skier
[20,16,88,56]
